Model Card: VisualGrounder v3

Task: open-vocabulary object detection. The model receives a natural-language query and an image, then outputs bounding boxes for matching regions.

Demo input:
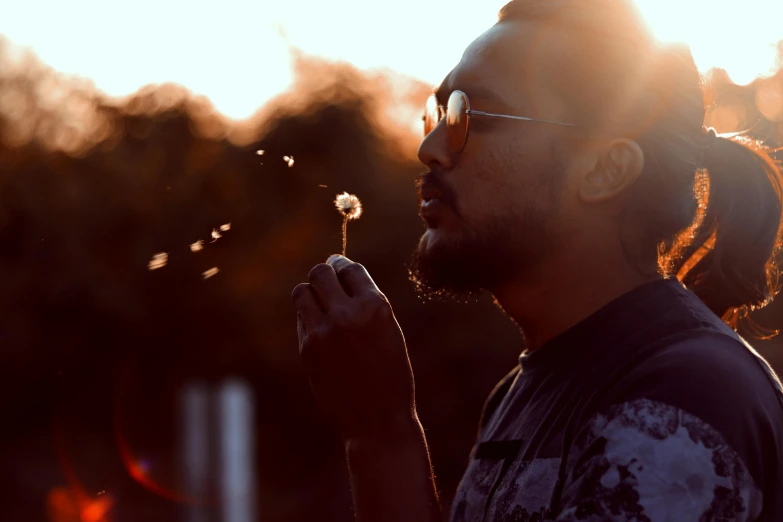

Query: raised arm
[292,255,441,522]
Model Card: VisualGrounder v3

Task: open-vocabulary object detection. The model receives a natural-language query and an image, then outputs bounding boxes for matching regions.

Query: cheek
[451,136,558,223]
[479,138,543,188]
[467,154,530,209]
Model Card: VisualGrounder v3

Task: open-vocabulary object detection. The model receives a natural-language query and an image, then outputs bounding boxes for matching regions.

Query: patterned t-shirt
[450,278,783,522]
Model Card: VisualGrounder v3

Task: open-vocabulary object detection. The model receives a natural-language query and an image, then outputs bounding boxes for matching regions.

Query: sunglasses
[423,89,582,153]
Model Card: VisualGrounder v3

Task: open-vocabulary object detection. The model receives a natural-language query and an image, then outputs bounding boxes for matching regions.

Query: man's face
[410,20,582,300]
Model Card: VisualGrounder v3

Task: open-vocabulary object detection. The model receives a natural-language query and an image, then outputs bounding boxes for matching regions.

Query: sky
[0,0,781,120]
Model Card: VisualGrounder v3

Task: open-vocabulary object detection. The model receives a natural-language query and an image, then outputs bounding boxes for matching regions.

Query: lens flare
[114,425,186,503]
[53,412,115,522]
[112,361,214,507]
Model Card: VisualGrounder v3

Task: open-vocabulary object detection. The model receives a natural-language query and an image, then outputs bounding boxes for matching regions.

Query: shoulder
[613,330,783,424]
[603,330,783,464]
[560,331,783,519]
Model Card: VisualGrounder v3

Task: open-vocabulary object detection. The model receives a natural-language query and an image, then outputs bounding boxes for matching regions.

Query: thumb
[327,254,353,264]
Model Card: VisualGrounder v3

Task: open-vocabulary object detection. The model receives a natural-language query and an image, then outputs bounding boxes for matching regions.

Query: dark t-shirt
[450,278,783,522]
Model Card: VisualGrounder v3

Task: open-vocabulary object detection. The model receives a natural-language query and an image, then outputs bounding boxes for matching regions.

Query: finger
[297,312,320,367]
[327,255,379,297]
[291,283,324,332]
[296,312,307,347]
[308,263,349,311]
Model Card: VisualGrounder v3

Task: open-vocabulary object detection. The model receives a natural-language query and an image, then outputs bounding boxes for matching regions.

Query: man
[292,0,783,520]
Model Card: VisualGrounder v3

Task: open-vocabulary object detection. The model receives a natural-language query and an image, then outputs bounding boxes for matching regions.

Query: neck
[491,235,662,351]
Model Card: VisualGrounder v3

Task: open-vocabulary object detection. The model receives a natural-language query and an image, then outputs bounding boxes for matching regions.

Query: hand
[292,255,417,442]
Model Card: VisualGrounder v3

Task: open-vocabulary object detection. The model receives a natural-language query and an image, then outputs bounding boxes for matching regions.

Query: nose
[417,120,455,172]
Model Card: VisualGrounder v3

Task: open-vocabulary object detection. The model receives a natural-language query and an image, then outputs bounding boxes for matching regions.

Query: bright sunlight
[0,0,780,119]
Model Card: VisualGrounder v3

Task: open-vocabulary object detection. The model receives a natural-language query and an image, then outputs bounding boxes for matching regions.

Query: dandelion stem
[342,215,349,257]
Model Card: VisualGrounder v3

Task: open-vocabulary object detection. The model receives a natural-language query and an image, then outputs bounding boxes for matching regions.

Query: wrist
[342,412,441,522]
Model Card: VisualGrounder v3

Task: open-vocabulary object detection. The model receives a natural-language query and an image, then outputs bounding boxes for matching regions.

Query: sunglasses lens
[423,94,439,136]
[446,91,469,152]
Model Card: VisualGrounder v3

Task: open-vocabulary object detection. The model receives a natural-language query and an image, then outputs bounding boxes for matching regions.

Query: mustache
[416,171,459,214]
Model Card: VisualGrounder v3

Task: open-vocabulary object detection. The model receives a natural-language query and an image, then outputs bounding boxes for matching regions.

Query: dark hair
[499,0,783,331]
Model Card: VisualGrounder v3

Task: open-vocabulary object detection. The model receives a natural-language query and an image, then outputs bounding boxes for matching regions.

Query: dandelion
[202,267,220,280]
[190,240,204,253]
[283,155,295,167]
[334,192,363,257]
[148,252,168,270]
[211,228,222,242]
[219,223,231,232]
[255,150,264,155]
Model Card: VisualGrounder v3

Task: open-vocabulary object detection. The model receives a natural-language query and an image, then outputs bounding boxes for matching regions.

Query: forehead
[437,21,571,116]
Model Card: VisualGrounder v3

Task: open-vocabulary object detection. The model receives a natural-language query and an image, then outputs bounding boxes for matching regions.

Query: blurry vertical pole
[217,379,258,522]
[180,382,211,522]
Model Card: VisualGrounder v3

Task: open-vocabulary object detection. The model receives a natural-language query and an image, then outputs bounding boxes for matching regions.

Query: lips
[419,182,443,203]
[419,183,444,223]
[418,178,449,224]
[420,198,443,220]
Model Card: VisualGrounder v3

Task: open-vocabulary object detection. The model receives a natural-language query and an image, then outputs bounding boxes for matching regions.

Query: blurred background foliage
[0,34,782,522]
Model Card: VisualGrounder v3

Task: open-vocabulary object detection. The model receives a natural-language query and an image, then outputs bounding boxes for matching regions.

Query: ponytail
[677,130,783,326]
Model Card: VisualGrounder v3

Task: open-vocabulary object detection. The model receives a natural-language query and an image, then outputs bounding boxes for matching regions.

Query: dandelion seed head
[190,240,204,253]
[148,252,168,270]
[255,150,264,155]
[283,155,295,167]
[211,228,222,241]
[318,184,328,188]
[334,192,363,220]
[202,267,220,280]
[219,223,231,232]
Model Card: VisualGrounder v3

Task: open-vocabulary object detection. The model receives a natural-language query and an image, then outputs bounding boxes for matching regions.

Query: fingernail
[326,254,342,263]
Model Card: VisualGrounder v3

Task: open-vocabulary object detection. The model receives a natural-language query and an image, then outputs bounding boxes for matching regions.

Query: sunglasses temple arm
[467,110,580,128]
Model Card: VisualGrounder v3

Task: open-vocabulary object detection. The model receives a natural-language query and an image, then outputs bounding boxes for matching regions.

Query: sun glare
[0,0,780,118]
[635,0,782,85]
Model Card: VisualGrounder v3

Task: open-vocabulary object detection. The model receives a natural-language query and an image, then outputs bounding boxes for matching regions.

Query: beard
[409,217,546,302]
[409,195,558,302]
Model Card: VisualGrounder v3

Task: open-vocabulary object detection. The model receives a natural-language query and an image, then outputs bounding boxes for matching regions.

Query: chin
[410,229,486,302]
[417,227,455,260]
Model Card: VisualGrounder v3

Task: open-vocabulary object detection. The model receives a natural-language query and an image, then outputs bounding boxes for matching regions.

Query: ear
[579,138,644,203]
